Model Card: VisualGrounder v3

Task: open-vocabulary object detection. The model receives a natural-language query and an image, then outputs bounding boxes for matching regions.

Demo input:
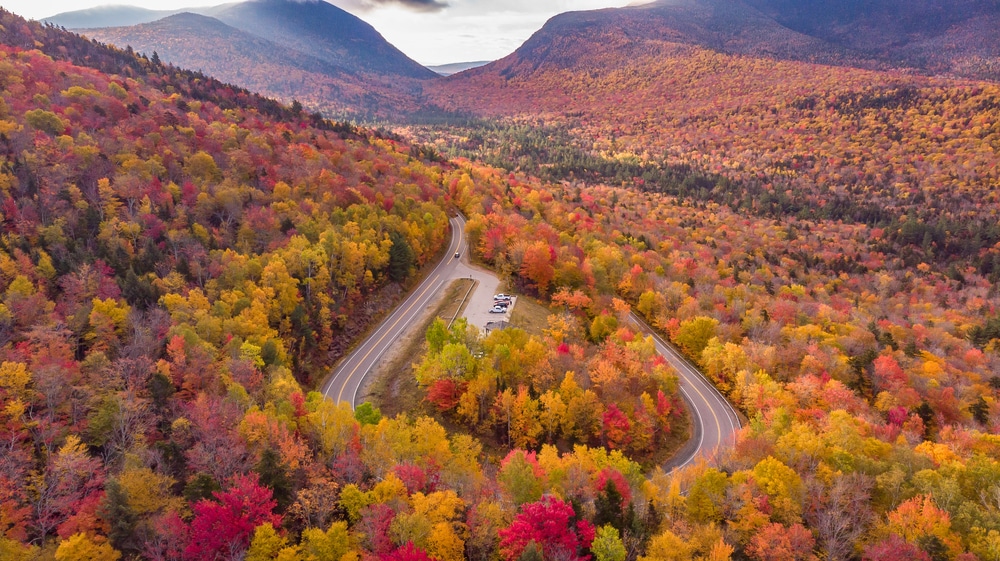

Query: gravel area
[453,260,511,331]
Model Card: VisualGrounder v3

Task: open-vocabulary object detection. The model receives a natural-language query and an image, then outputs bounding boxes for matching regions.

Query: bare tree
[805,472,874,561]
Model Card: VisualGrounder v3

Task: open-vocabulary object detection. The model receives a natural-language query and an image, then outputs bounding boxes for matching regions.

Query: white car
[489,305,507,313]
[494,293,511,300]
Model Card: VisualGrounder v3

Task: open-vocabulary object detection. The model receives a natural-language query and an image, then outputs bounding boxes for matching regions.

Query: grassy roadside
[364,278,699,473]
[364,278,475,419]
[318,220,454,389]
[507,294,551,336]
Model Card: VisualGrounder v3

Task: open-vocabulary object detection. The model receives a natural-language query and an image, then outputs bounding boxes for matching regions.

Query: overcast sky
[10,0,641,65]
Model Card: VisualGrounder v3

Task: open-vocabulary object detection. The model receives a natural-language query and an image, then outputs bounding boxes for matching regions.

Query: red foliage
[602,404,632,450]
[746,522,816,561]
[381,542,438,561]
[394,463,439,495]
[594,468,632,509]
[862,535,931,561]
[183,473,282,561]
[142,511,188,561]
[56,490,107,540]
[426,379,468,412]
[359,504,396,556]
[0,476,30,542]
[498,496,595,561]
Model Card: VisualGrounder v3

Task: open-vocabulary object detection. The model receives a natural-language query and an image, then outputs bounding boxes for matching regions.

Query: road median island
[362,278,475,418]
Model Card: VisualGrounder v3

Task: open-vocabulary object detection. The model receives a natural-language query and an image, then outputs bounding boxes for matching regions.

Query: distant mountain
[80,0,435,117]
[81,13,364,105]
[211,0,434,79]
[449,0,1000,81]
[44,5,183,28]
[43,3,238,28]
[427,61,492,76]
[741,0,1000,79]
[496,0,869,74]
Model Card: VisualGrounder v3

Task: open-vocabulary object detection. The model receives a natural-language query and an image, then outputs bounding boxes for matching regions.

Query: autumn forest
[1,4,1000,561]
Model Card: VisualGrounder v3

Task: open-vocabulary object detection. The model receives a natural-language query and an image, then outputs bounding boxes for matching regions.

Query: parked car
[494,293,511,300]
[489,305,506,313]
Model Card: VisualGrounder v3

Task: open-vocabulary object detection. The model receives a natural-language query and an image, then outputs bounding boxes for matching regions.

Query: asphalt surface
[630,312,742,471]
[321,214,740,470]
[321,214,467,407]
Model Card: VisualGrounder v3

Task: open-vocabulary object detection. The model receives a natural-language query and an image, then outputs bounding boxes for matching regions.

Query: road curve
[321,214,740,471]
[321,214,467,407]
[629,312,742,471]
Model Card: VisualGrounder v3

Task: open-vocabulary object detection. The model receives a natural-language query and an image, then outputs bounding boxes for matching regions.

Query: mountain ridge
[79,0,434,117]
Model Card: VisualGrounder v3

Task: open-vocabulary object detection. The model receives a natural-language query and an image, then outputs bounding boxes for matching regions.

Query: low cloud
[362,0,449,11]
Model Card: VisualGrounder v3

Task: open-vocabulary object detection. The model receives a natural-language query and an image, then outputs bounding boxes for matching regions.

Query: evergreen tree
[388,231,416,282]
[101,479,137,553]
[255,448,293,512]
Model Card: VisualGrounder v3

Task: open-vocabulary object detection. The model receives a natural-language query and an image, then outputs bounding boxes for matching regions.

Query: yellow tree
[55,533,121,561]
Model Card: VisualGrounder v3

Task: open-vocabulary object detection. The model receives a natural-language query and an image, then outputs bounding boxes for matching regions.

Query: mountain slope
[43,3,239,28]
[81,1,432,117]
[211,0,434,79]
[503,0,873,72]
[741,0,1000,79]
[80,13,371,112]
[451,0,1000,81]
[425,0,1000,234]
[44,5,183,28]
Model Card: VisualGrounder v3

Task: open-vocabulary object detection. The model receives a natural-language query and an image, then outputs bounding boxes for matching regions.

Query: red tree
[426,379,467,412]
[746,523,817,561]
[499,496,595,561]
[381,542,437,561]
[862,535,931,561]
[183,473,282,561]
[602,405,632,450]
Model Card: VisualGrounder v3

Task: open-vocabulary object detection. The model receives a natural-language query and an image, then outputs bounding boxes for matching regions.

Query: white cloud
[17,0,638,65]
[346,0,637,64]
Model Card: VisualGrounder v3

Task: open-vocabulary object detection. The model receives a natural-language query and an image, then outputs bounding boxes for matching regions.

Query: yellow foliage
[300,521,352,561]
[426,522,465,561]
[368,473,408,505]
[0,536,36,561]
[55,533,121,561]
[641,529,693,561]
[914,441,961,467]
[0,361,30,400]
[118,468,183,516]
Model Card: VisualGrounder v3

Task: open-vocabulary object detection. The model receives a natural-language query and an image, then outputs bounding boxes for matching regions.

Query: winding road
[321,214,467,407]
[630,312,742,470]
[321,214,741,470]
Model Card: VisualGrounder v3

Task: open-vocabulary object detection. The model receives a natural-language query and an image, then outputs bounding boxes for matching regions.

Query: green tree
[355,402,383,426]
[427,318,449,355]
[101,479,137,553]
[255,448,293,512]
[389,231,416,282]
[592,526,627,561]
[674,316,719,359]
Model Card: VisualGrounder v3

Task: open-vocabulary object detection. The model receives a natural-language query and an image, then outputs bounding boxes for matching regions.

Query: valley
[1,1,999,560]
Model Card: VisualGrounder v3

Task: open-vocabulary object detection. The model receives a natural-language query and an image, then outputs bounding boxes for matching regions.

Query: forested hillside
[81,12,426,119]
[79,0,434,118]
[426,35,1000,268]
[2,5,1000,561]
[450,158,1000,561]
[0,11,681,561]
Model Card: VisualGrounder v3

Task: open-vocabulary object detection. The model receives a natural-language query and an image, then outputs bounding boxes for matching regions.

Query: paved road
[629,312,742,471]
[322,214,740,471]
[321,214,467,407]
